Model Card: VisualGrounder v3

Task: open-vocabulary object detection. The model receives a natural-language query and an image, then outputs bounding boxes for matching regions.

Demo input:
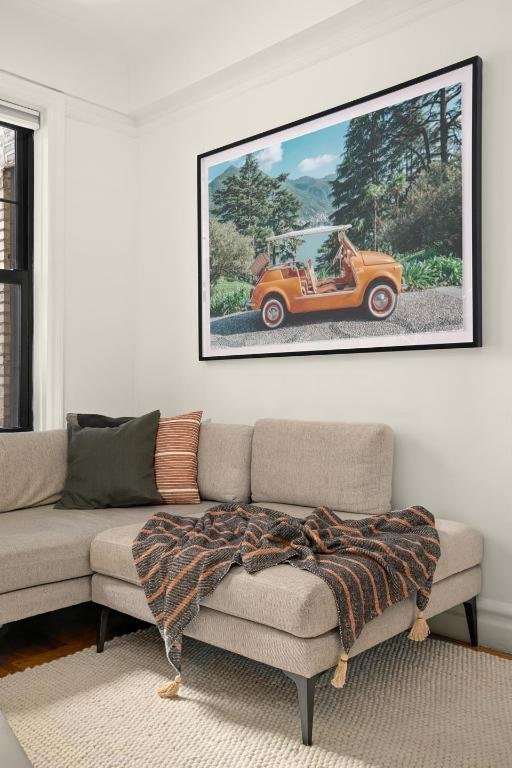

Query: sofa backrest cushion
[0,429,67,513]
[198,423,253,503]
[251,418,393,515]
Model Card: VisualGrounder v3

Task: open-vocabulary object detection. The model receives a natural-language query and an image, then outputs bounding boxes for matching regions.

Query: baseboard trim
[429,598,512,653]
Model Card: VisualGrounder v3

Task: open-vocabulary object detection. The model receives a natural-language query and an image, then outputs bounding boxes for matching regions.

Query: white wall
[63,115,137,416]
[133,0,512,649]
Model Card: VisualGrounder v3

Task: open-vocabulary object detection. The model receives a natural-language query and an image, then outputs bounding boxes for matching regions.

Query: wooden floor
[0,603,146,677]
[0,603,510,677]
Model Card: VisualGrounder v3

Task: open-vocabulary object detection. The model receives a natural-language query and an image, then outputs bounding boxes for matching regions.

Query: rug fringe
[408,610,430,642]
[331,653,349,688]
[157,674,181,698]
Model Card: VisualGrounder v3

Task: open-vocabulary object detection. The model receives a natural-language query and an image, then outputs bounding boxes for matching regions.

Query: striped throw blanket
[132,504,440,696]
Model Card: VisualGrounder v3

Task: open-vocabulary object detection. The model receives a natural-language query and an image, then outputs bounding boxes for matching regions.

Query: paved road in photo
[210,287,463,348]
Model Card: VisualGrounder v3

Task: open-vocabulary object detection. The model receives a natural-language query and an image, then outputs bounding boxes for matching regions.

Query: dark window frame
[0,121,34,432]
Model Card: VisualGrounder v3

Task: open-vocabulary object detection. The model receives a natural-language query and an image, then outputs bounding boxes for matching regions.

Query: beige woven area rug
[1,629,511,768]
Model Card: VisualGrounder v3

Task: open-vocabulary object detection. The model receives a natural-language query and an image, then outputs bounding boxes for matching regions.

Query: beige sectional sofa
[0,419,483,745]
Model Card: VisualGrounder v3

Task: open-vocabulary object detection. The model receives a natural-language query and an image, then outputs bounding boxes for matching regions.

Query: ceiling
[26,0,363,54]
[26,0,204,51]
[9,0,368,112]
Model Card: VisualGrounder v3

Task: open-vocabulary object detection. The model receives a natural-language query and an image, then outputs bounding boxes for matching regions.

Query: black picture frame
[198,56,482,361]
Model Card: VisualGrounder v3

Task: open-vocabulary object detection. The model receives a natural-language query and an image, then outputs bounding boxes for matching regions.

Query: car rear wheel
[261,296,286,329]
[364,282,397,320]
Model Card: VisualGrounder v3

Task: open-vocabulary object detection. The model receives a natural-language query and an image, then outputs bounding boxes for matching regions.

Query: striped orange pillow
[154,411,203,504]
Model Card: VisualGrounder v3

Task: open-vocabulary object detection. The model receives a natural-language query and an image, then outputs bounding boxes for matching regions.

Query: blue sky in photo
[208,119,349,182]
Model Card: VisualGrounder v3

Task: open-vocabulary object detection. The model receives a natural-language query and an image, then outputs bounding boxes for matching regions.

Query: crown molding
[0,68,135,136]
[65,97,136,137]
[132,0,463,132]
[2,0,464,136]
[0,69,64,113]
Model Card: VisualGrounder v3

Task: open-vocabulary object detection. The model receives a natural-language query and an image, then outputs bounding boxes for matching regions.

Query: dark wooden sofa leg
[463,596,478,647]
[96,607,110,653]
[285,671,318,746]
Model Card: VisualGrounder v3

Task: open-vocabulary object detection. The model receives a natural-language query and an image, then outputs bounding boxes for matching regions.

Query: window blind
[0,99,40,131]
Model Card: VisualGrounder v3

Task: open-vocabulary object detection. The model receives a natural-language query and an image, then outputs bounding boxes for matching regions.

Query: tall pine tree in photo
[317,111,387,273]
[212,154,300,256]
[331,111,387,244]
[317,84,462,274]
[212,155,271,254]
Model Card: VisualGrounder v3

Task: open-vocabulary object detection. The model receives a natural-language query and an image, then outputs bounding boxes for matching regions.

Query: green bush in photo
[210,278,252,317]
[400,261,433,290]
[428,255,463,285]
[209,219,254,285]
[396,249,463,290]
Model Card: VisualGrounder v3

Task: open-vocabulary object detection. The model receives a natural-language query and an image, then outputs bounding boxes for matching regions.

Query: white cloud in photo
[257,143,283,172]
[298,153,337,173]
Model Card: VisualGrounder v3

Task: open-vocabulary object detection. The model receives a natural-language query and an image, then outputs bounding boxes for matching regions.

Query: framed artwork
[198,57,482,360]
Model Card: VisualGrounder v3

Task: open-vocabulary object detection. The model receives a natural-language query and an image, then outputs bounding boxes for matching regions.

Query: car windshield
[267,226,354,270]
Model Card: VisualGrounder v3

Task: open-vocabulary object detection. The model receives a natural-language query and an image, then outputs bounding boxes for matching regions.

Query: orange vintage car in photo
[248,225,403,329]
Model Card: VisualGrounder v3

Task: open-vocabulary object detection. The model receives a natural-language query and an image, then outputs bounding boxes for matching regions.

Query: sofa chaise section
[90,419,483,745]
[91,513,482,638]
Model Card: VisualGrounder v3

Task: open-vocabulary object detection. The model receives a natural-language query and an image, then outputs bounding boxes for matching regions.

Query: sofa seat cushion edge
[90,510,483,639]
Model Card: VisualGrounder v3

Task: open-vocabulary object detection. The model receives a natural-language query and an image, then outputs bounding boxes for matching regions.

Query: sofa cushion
[65,412,133,444]
[0,429,67,513]
[0,503,214,593]
[57,410,162,510]
[90,508,482,638]
[251,419,393,515]
[155,411,202,504]
[198,423,253,502]
[67,412,132,429]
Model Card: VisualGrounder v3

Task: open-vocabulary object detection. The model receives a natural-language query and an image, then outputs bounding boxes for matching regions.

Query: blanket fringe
[408,610,430,642]
[157,674,181,698]
[331,653,349,688]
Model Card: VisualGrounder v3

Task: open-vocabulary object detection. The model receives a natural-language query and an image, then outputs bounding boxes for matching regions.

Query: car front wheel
[364,283,397,320]
[261,296,286,329]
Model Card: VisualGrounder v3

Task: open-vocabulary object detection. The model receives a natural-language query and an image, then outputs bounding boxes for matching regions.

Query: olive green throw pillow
[56,410,162,509]
[65,412,133,445]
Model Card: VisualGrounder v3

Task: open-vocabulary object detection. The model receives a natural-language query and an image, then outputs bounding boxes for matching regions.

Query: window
[0,121,33,431]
